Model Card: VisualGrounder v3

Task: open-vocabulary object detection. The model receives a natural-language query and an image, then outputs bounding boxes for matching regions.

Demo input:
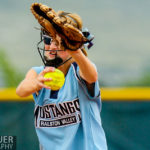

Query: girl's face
[44,35,70,61]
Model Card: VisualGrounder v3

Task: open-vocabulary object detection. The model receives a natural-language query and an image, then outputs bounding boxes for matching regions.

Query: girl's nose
[50,42,58,50]
[45,44,50,50]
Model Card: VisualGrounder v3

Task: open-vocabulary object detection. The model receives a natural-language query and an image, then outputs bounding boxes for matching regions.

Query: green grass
[0,48,24,87]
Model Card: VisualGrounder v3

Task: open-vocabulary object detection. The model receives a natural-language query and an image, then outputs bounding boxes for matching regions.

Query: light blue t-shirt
[32,63,107,150]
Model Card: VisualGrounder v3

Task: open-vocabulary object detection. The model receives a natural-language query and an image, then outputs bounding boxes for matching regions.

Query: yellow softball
[44,69,65,91]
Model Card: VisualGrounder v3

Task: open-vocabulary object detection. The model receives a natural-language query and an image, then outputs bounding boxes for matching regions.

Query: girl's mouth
[49,50,57,55]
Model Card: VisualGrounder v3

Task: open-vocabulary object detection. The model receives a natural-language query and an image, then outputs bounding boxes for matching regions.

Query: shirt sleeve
[72,62,100,100]
[32,66,44,74]
[31,66,44,102]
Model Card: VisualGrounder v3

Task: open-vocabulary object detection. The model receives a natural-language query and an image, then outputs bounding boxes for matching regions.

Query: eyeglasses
[40,29,52,45]
[43,34,51,45]
[38,29,64,52]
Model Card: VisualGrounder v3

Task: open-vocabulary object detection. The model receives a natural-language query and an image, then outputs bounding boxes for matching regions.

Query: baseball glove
[30,3,89,50]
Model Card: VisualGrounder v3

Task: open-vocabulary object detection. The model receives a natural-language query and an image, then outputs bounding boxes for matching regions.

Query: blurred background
[0,0,150,150]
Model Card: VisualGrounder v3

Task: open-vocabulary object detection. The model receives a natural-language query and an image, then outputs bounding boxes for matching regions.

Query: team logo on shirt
[34,98,81,128]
